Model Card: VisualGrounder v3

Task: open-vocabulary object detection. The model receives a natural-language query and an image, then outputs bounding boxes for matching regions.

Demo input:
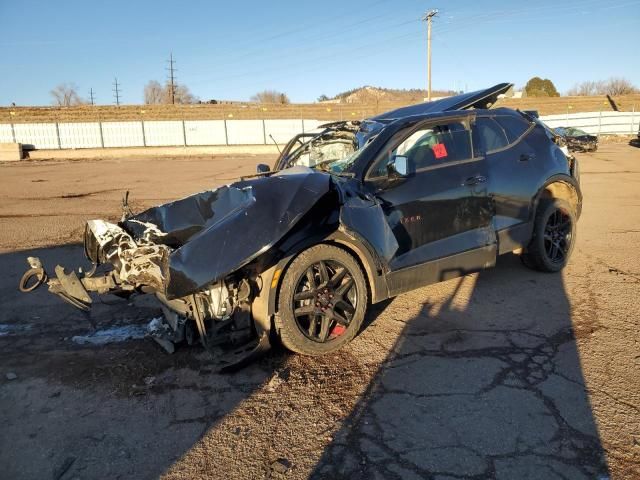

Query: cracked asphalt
[0,143,638,479]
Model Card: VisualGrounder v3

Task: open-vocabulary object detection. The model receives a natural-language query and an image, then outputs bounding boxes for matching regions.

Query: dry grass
[2,94,640,124]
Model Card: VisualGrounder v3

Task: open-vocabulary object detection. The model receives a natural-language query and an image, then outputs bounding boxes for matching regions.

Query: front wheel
[275,244,368,355]
[521,198,576,272]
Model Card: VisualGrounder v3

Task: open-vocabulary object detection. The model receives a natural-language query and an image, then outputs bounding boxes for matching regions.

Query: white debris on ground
[71,324,149,345]
[0,324,32,336]
[146,317,164,336]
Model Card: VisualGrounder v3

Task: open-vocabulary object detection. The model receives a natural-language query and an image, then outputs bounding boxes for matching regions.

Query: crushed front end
[20,170,333,370]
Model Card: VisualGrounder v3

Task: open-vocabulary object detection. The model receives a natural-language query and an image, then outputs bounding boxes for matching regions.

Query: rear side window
[474,117,509,153]
[494,115,531,143]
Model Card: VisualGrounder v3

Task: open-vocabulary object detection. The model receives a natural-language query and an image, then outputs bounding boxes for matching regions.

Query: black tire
[275,244,368,355]
[521,198,576,272]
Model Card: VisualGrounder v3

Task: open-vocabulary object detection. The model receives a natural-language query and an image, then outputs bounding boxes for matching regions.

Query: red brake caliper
[330,324,346,338]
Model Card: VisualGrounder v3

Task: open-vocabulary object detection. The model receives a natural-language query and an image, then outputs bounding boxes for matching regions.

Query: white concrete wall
[264,119,303,144]
[101,122,145,148]
[58,122,102,149]
[184,120,227,146]
[226,119,264,145]
[1,113,637,150]
[540,111,640,135]
[143,121,185,147]
[13,123,59,149]
[0,124,13,143]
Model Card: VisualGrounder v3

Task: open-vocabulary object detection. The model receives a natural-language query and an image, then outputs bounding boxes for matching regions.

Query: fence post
[98,121,104,148]
[10,123,16,143]
[55,122,61,149]
[262,118,267,145]
[182,119,187,147]
[223,118,229,145]
[141,120,146,147]
[598,110,602,135]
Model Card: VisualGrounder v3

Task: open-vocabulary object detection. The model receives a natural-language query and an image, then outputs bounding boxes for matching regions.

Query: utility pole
[167,52,177,105]
[422,9,438,102]
[89,88,95,106]
[113,78,121,106]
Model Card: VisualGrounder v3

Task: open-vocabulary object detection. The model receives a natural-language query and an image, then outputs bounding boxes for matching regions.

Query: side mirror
[387,155,408,178]
[256,163,270,174]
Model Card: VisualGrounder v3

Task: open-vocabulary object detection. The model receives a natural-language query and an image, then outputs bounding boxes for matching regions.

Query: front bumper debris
[20,256,119,311]
[19,219,273,371]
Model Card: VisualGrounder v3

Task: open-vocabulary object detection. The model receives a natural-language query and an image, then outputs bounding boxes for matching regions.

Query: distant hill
[325,86,457,104]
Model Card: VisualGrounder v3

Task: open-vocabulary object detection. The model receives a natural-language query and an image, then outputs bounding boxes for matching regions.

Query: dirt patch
[1,144,639,479]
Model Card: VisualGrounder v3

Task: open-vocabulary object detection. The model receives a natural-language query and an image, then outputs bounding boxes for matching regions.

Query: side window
[473,117,509,153]
[369,120,473,177]
[494,115,531,143]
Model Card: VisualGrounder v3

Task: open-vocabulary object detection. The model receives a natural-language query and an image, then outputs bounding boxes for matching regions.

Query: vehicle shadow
[311,253,610,479]
[0,244,288,480]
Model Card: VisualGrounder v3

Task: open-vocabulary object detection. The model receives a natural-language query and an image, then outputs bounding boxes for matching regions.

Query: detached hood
[370,83,514,121]
[122,167,331,299]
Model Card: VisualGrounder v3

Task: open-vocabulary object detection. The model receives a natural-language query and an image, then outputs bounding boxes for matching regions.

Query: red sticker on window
[432,143,448,159]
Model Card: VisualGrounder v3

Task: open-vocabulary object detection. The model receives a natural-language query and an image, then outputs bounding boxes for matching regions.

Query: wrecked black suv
[21,83,581,369]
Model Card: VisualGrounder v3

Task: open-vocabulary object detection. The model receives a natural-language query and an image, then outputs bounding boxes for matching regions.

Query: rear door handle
[463,175,487,186]
[520,153,535,162]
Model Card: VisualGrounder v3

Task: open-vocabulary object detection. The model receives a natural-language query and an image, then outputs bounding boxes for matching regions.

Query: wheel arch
[253,231,388,331]
[533,174,582,220]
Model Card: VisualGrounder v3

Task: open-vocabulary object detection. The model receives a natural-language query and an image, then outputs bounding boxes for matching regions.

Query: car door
[472,113,539,253]
[365,115,496,296]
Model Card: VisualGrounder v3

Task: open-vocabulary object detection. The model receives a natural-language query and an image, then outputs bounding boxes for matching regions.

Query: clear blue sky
[1,0,638,105]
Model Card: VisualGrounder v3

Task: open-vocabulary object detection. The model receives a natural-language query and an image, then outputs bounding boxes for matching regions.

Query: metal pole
[427,18,432,101]
[423,10,438,102]
[262,118,267,145]
[55,122,61,149]
[182,119,187,147]
[223,118,229,145]
[10,123,16,143]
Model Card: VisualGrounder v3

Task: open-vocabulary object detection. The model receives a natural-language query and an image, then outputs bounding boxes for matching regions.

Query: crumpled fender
[334,178,399,266]
[125,167,331,299]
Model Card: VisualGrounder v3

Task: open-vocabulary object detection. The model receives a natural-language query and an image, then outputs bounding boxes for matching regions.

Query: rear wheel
[275,244,367,355]
[521,198,576,272]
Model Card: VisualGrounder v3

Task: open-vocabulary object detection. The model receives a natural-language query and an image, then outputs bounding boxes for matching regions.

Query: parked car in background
[21,83,582,370]
[554,127,598,153]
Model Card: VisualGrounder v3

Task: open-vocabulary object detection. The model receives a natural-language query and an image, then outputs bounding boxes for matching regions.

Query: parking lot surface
[1,144,639,479]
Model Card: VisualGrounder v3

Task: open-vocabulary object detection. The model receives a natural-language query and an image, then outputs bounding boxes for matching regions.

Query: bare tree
[143,80,198,104]
[144,80,164,104]
[604,77,638,96]
[567,78,637,96]
[50,83,84,106]
[251,90,290,104]
[171,84,198,104]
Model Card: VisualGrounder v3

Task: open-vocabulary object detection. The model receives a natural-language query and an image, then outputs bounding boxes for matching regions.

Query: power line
[89,87,95,106]
[187,17,422,87]
[112,78,121,106]
[190,10,421,78]
[167,52,177,105]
